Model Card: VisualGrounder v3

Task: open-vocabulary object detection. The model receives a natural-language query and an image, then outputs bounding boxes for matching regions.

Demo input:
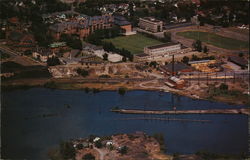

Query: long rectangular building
[49,14,114,40]
[144,42,181,56]
[138,17,163,33]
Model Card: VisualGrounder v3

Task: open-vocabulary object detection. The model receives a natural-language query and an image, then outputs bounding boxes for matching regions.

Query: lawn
[104,34,164,54]
[176,31,249,50]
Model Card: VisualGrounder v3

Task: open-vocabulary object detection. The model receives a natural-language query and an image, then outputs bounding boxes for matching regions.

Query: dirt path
[93,147,107,160]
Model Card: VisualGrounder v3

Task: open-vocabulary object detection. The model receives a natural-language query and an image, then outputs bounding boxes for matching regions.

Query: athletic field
[176,31,249,50]
[104,34,163,54]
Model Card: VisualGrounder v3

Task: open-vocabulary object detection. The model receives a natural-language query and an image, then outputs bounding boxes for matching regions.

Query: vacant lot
[104,34,163,54]
[176,31,249,50]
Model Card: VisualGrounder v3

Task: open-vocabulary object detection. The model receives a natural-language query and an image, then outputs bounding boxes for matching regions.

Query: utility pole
[206,73,209,85]
[172,55,175,76]
[224,72,226,83]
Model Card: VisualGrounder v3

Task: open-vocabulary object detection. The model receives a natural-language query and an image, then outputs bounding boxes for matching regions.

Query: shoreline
[1,78,249,107]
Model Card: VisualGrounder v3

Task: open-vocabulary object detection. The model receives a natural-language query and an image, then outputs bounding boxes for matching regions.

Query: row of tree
[102,42,133,61]
[86,29,133,62]
[192,40,208,53]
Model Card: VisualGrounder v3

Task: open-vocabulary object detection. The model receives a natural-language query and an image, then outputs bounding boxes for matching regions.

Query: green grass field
[176,31,249,50]
[104,34,163,54]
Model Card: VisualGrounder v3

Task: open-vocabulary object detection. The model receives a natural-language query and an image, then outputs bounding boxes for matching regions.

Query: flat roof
[147,42,180,50]
[141,17,162,23]
[136,53,149,57]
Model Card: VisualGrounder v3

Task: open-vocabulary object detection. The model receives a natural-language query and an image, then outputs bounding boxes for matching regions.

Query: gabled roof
[162,62,193,72]
[9,31,24,41]
[228,56,248,66]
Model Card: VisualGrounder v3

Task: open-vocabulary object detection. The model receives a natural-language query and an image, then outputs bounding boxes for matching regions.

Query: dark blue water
[1,88,248,159]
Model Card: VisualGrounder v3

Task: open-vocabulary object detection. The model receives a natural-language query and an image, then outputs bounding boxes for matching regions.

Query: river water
[1,88,248,159]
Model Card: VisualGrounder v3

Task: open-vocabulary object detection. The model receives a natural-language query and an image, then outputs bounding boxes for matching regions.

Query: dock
[118,117,211,123]
[111,108,250,115]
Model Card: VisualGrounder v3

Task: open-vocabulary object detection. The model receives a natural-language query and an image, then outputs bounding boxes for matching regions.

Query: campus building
[114,16,136,35]
[144,42,181,56]
[49,14,114,40]
[138,17,163,33]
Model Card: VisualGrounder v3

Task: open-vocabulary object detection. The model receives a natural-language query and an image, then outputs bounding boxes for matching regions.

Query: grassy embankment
[176,31,249,50]
[207,84,250,105]
[104,33,164,54]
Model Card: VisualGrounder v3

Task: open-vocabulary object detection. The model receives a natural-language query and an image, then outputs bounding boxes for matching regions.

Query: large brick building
[138,17,163,33]
[49,14,114,40]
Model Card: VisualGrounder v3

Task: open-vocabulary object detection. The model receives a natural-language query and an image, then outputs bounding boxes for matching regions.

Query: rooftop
[162,62,193,73]
[228,56,248,66]
[147,42,180,50]
[141,17,162,23]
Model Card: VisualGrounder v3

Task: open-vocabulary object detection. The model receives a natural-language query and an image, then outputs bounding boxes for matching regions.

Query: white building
[144,42,181,56]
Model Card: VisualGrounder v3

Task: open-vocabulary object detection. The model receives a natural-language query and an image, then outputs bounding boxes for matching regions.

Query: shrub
[76,68,89,77]
[82,153,95,160]
[59,141,76,160]
[118,87,127,96]
[219,83,228,91]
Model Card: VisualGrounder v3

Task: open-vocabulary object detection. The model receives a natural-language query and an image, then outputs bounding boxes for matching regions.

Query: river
[1,88,248,159]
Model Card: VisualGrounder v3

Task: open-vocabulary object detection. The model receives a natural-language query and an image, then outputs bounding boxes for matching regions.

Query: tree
[47,56,61,66]
[76,68,89,77]
[103,53,108,61]
[94,140,102,148]
[163,32,171,42]
[119,146,128,155]
[118,87,127,96]
[203,45,208,53]
[122,56,127,62]
[238,52,243,57]
[82,153,95,160]
[59,141,76,160]
[193,40,202,52]
[219,83,228,91]
[191,54,199,61]
[182,56,189,64]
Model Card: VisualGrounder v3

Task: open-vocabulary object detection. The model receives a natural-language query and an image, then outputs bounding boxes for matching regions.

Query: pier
[111,108,250,115]
[118,117,212,123]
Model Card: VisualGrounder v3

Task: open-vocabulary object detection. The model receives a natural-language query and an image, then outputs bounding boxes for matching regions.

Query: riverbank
[49,132,248,160]
[1,78,249,106]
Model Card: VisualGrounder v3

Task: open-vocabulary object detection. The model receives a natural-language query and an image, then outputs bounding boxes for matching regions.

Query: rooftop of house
[82,42,103,51]
[162,62,193,72]
[9,31,24,41]
[147,42,180,50]
[34,47,52,56]
[8,31,34,44]
[49,42,67,48]
[228,56,248,66]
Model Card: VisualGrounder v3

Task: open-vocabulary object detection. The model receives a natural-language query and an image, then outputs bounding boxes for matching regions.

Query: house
[160,62,193,75]
[228,56,248,68]
[32,48,55,62]
[93,137,100,142]
[7,31,36,51]
[165,76,186,89]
